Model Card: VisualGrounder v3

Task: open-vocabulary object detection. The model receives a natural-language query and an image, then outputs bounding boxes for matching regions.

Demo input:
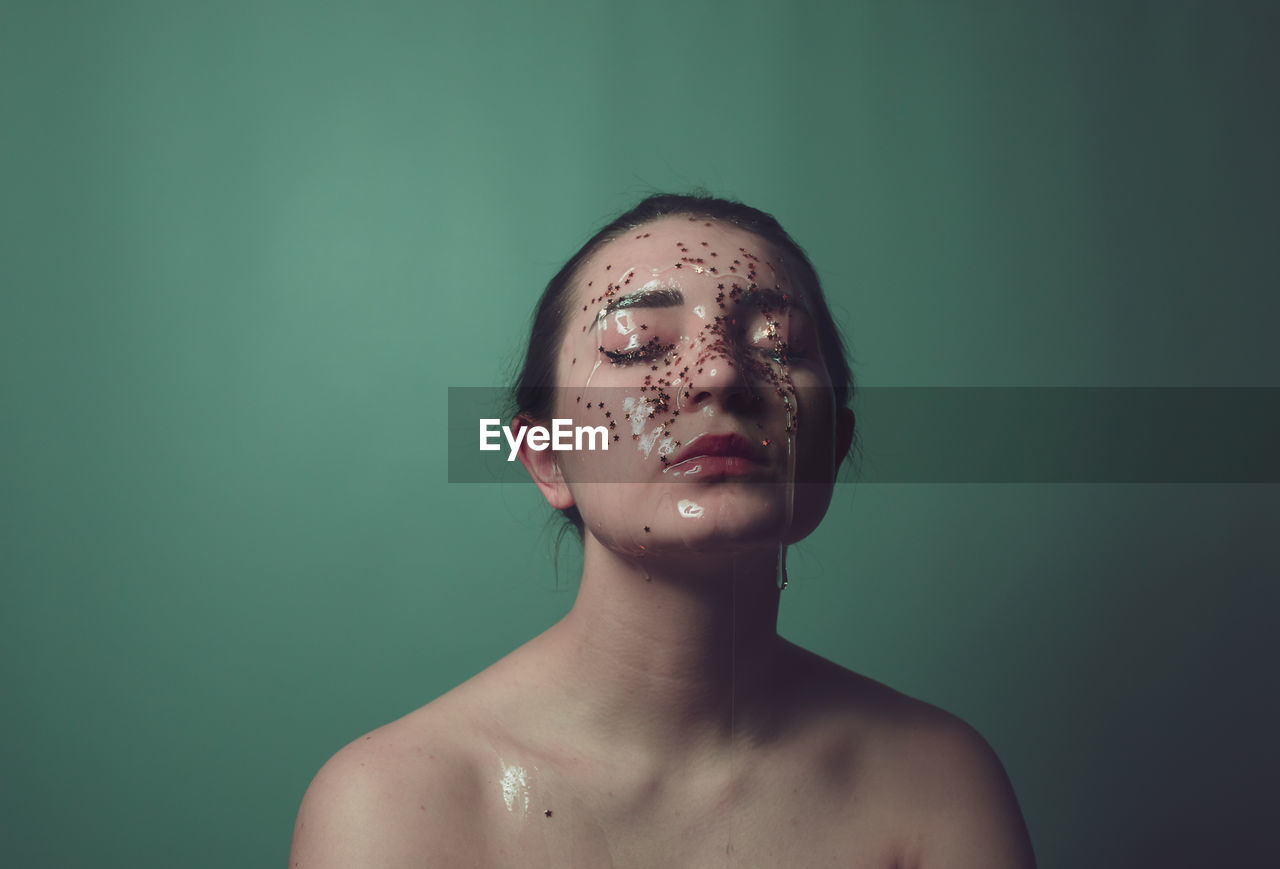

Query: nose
[684,341,761,414]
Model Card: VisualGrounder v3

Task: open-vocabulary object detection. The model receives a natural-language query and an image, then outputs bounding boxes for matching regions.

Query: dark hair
[512,193,855,536]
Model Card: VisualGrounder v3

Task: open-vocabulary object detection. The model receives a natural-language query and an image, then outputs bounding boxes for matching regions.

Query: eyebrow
[594,282,806,325]
[736,285,806,313]
[600,285,684,316]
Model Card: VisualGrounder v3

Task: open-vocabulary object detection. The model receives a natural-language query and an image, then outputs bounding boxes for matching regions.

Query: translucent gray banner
[447,387,1279,483]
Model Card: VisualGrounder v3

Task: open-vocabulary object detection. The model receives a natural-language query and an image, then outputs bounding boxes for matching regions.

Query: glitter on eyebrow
[737,285,805,312]
[600,285,683,316]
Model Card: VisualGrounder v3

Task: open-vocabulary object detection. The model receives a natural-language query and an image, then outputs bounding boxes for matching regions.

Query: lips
[666,432,769,473]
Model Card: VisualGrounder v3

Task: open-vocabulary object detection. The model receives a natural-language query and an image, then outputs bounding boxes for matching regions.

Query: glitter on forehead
[564,223,807,531]
[540,214,827,564]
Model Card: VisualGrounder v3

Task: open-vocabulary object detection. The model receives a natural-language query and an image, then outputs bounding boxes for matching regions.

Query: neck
[541,532,788,763]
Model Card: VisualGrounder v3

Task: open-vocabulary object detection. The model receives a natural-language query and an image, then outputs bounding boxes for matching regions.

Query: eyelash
[604,342,675,365]
[767,344,808,364]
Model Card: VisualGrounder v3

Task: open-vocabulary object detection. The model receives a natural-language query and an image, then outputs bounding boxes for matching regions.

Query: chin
[644,495,798,557]
[577,480,835,558]
[666,522,788,555]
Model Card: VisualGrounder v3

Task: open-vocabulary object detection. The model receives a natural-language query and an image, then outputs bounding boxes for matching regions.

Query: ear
[834,406,856,468]
[512,414,576,510]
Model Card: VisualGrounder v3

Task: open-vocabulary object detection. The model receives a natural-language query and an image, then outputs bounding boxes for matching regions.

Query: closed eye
[766,343,808,364]
[603,339,675,365]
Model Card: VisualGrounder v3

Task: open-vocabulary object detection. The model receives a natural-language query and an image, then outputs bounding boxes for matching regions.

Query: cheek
[563,343,694,470]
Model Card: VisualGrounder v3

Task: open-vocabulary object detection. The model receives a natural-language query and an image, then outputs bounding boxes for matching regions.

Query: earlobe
[512,415,576,510]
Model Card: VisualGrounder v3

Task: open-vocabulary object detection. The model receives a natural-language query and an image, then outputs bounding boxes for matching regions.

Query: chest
[476,755,906,868]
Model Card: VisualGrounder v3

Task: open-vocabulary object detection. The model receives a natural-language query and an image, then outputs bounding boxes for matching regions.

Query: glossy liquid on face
[567,220,806,559]
[528,219,823,858]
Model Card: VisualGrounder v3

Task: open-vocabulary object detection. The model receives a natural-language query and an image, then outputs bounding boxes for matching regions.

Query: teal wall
[3,2,1276,866]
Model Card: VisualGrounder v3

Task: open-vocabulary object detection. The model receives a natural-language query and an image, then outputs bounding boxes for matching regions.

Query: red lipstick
[664,432,769,477]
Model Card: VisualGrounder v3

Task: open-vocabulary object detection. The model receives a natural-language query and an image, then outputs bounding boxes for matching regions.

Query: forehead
[577,216,789,294]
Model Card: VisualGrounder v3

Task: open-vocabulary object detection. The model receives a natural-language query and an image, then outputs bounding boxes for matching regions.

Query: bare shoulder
[885,704,1036,869]
[288,703,486,869]
[783,643,1037,869]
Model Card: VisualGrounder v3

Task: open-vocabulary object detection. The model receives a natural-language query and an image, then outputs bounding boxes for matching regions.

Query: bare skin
[290,218,1036,867]
[289,615,1035,867]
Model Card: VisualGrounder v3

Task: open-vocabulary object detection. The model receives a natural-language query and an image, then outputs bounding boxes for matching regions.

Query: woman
[290,195,1036,867]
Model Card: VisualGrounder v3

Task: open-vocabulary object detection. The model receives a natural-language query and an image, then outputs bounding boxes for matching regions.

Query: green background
[3,2,1276,866]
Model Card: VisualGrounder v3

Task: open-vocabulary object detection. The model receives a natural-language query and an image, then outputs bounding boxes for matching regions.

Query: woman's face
[535,216,848,559]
